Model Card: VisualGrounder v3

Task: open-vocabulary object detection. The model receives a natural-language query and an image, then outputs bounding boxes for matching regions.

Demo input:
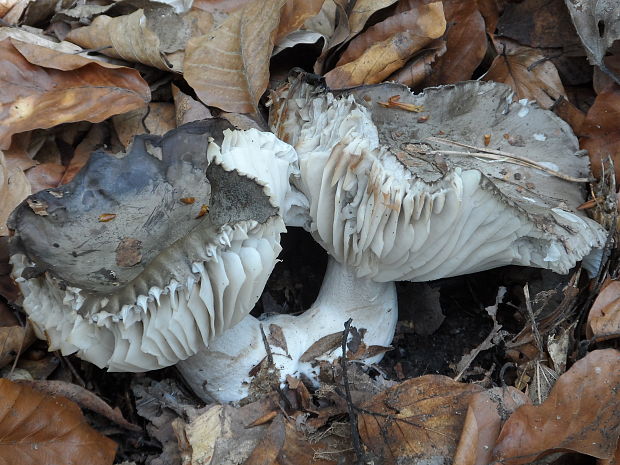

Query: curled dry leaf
[493,349,620,464]
[0,323,35,369]
[0,151,31,236]
[66,7,213,72]
[358,375,483,464]
[484,38,566,109]
[275,0,326,44]
[387,39,447,88]
[324,0,446,88]
[423,0,487,86]
[184,0,287,113]
[579,84,620,182]
[587,280,620,342]
[172,84,212,126]
[346,0,399,39]
[0,378,117,465]
[453,387,531,465]
[0,31,150,150]
[564,0,620,81]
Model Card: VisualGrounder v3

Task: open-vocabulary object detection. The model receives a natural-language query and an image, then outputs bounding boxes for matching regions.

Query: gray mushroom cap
[10,121,299,371]
[270,76,606,281]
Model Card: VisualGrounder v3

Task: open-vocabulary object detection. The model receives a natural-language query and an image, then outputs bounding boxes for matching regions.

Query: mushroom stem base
[177,257,398,402]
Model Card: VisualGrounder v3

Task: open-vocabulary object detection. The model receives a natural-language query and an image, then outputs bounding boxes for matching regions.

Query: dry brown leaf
[587,280,620,342]
[325,0,446,88]
[172,84,212,126]
[59,124,107,185]
[484,39,566,109]
[497,0,579,49]
[358,375,483,464]
[0,0,20,17]
[275,0,325,44]
[184,0,286,113]
[387,39,447,87]
[423,0,487,86]
[0,378,117,465]
[453,387,531,465]
[493,349,620,464]
[347,0,399,38]
[579,84,620,182]
[66,8,213,72]
[0,151,31,236]
[113,103,177,148]
[24,162,65,192]
[16,379,140,431]
[0,323,35,368]
[0,36,150,150]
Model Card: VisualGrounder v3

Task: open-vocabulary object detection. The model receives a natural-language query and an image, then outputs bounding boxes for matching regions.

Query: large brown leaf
[587,280,620,342]
[184,0,287,113]
[0,378,117,465]
[579,84,620,182]
[358,375,483,464]
[423,0,487,86]
[484,39,566,109]
[493,349,620,464]
[0,151,30,236]
[0,32,150,150]
[324,0,445,88]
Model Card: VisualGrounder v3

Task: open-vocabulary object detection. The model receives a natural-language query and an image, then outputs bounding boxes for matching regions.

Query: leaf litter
[0,0,620,464]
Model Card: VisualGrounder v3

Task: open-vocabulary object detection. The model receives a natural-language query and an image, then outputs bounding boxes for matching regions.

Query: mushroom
[9,120,303,371]
[176,75,606,402]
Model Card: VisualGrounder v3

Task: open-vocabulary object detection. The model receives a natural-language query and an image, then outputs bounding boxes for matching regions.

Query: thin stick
[425,136,590,183]
[341,318,366,464]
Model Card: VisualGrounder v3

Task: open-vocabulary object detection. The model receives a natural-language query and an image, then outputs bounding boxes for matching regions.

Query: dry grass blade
[184,0,287,113]
[426,137,590,182]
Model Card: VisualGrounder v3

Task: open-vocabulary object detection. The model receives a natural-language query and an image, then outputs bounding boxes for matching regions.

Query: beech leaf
[493,349,620,464]
[0,378,117,465]
[184,0,287,113]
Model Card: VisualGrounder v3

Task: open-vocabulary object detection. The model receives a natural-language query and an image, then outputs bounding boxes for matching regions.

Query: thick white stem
[177,256,398,402]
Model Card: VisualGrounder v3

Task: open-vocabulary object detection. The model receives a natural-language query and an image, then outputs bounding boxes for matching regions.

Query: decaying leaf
[587,280,620,342]
[387,39,447,88]
[112,103,177,148]
[358,375,483,464]
[564,0,620,81]
[324,0,446,88]
[0,378,117,465]
[0,30,150,150]
[423,0,487,85]
[0,322,35,369]
[65,7,213,72]
[184,0,287,113]
[346,0,399,39]
[172,84,212,126]
[579,84,620,182]
[485,38,567,109]
[453,387,531,465]
[493,349,620,464]
[0,151,31,236]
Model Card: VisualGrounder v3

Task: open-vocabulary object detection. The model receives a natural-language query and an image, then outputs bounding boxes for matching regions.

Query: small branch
[425,136,590,183]
[341,318,366,465]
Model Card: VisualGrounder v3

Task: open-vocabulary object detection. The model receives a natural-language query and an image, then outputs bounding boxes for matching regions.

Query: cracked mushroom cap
[270,76,606,281]
[9,120,300,371]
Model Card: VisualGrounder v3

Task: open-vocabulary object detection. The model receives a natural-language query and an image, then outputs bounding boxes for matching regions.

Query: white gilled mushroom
[177,76,606,402]
[9,120,302,372]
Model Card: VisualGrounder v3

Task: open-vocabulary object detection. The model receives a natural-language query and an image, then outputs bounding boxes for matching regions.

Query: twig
[341,318,366,465]
[425,136,590,182]
[258,324,292,410]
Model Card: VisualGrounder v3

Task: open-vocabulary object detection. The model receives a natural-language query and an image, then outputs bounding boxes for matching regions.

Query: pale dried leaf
[172,84,212,126]
[0,151,31,236]
[113,103,176,148]
[184,0,286,113]
[66,8,213,72]
[347,0,398,38]
[325,0,446,88]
